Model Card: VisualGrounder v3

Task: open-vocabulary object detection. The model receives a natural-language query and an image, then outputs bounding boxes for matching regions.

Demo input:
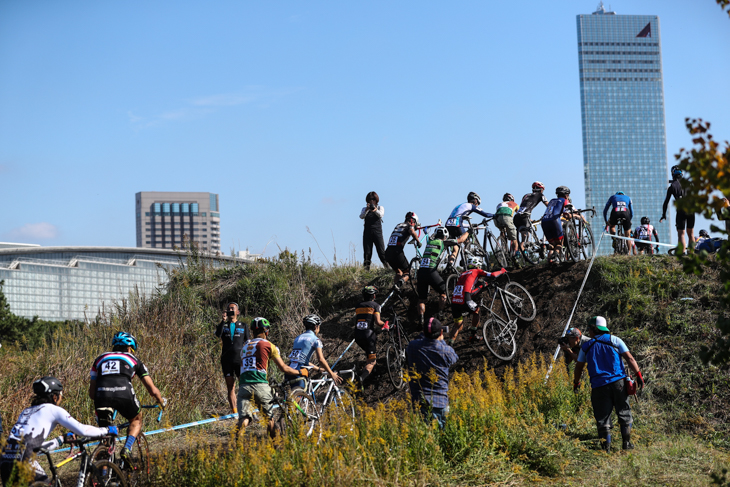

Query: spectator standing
[406,317,458,429]
[574,316,645,452]
[215,303,249,414]
[360,191,387,270]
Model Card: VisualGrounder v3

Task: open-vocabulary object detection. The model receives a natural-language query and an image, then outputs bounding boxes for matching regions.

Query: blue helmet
[615,191,625,195]
[112,331,138,351]
[671,165,683,179]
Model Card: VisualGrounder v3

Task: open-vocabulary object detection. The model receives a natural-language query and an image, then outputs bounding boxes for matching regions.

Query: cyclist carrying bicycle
[632,217,660,255]
[449,257,506,344]
[494,193,520,259]
[541,186,573,261]
[353,286,388,387]
[1,377,119,486]
[417,227,458,326]
[236,318,308,439]
[514,182,549,249]
[384,212,421,289]
[286,314,342,390]
[604,191,634,251]
[445,192,494,269]
[89,331,166,463]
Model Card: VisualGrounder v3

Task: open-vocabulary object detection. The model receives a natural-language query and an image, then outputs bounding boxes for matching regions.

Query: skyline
[1,2,728,263]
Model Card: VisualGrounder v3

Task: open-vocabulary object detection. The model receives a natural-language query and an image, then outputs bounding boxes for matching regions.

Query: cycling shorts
[221,358,241,379]
[384,246,410,273]
[450,302,474,319]
[541,218,564,244]
[354,329,377,356]
[94,395,141,425]
[608,211,632,231]
[495,214,517,240]
[635,241,653,253]
[416,268,446,300]
[446,225,465,239]
[514,213,531,233]
[675,210,696,231]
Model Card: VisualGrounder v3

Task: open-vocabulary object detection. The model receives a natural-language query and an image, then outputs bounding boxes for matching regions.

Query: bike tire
[408,257,420,296]
[91,434,148,487]
[86,460,128,487]
[445,273,459,305]
[580,221,595,260]
[519,227,543,266]
[328,389,356,425]
[287,390,321,439]
[386,344,406,390]
[488,234,509,271]
[563,220,581,263]
[503,282,536,322]
[482,316,517,361]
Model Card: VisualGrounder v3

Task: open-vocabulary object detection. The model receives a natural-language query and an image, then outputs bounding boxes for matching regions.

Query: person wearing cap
[406,317,458,429]
[574,316,645,452]
[215,302,250,414]
[559,327,590,365]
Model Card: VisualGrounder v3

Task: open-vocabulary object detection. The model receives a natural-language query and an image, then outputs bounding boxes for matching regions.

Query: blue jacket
[603,194,633,222]
[406,335,458,408]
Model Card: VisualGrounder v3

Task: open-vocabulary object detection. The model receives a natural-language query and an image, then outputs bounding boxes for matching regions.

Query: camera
[558,336,569,346]
[226,310,235,317]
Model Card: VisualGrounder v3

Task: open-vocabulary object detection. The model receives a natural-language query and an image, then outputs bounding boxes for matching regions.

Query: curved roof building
[0,246,247,321]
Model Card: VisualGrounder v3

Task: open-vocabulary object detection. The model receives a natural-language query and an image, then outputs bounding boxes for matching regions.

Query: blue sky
[1,1,728,263]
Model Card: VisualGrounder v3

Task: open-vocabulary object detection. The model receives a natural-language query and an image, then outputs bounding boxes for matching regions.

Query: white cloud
[4,222,59,241]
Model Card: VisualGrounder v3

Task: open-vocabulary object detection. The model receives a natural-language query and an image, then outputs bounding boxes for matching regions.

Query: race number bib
[356,320,369,330]
[289,349,304,364]
[453,285,464,297]
[446,217,459,227]
[420,257,431,267]
[388,235,399,246]
[241,355,257,372]
[101,361,121,375]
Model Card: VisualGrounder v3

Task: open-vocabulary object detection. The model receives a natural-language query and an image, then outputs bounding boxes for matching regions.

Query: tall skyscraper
[136,192,221,253]
[577,3,670,254]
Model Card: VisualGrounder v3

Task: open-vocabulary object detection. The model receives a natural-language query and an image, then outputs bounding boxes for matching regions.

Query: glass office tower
[577,4,670,255]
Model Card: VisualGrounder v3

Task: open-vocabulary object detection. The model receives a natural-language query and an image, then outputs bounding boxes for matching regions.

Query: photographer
[359,191,387,271]
[214,303,249,414]
[559,327,590,365]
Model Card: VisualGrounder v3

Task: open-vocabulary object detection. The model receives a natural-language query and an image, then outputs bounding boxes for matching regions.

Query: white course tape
[603,232,674,248]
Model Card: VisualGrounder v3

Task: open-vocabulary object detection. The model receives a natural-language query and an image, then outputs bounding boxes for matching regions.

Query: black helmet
[362,286,378,297]
[433,227,448,240]
[303,314,322,330]
[503,193,514,202]
[641,216,650,225]
[33,376,63,396]
[699,229,709,238]
[467,192,481,205]
[556,186,570,196]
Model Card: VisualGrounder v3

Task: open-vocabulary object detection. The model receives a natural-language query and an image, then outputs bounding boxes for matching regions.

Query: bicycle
[383,292,413,390]
[572,208,596,260]
[270,380,321,439]
[302,366,357,426]
[518,217,548,266]
[90,404,164,487]
[457,217,508,272]
[608,217,631,255]
[31,435,127,487]
[480,273,536,361]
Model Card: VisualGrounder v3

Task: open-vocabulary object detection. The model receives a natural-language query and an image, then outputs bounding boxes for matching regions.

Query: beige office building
[135,192,221,253]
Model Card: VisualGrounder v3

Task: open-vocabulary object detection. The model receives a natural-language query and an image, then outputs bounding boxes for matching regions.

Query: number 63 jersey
[90,351,149,400]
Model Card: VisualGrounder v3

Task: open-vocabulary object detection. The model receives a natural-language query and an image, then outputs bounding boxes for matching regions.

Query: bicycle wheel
[497,232,516,269]
[287,390,321,438]
[92,435,148,487]
[326,389,356,426]
[86,460,128,487]
[503,282,536,322]
[445,272,459,304]
[487,234,508,271]
[408,257,420,295]
[579,221,595,260]
[563,220,581,263]
[520,227,545,266]
[386,343,406,390]
[482,316,517,361]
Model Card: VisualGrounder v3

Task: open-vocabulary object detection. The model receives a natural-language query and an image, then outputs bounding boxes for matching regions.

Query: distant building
[136,192,221,253]
[577,3,670,254]
[0,245,248,321]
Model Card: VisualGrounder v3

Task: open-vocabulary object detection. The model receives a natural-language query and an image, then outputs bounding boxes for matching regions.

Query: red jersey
[452,268,489,304]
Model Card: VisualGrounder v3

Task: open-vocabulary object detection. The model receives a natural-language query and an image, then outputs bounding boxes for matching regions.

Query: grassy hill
[0,252,728,486]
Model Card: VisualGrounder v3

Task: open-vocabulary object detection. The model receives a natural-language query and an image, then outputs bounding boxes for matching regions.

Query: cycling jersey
[355,300,382,332]
[495,201,519,217]
[387,222,413,247]
[419,236,448,270]
[1,404,108,481]
[90,351,149,401]
[542,197,568,222]
[215,320,250,364]
[634,224,657,241]
[661,179,686,220]
[603,194,633,222]
[516,192,549,215]
[288,330,323,372]
[239,338,281,384]
[451,268,489,305]
[446,203,493,228]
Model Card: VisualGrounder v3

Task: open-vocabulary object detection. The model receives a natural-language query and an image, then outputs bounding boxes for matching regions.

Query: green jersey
[419,236,447,269]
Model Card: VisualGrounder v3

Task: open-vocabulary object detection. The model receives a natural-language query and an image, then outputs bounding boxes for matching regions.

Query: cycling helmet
[467,192,481,206]
[405,211,419,227]
[433,227,448,240]
[532,181,545,192]
[33,376,63,396]
[303,313,322,330]
[467,257,483,269]
[112,331,138,351]
[699,229,710,238]
[251,317,271,331]
[565,327,582,338]
[641,216,650,225]
[615,191,625,195]
[671,165,683,179]
[362,286,378,298]
[556,186,571,196]
[503,193,514,202]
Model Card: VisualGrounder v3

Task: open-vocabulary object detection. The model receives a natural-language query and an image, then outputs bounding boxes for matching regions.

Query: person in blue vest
[215,303,250,414]
[573,316,645,452]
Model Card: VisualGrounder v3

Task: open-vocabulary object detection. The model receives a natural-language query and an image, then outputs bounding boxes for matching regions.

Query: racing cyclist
[494,193,520,259]
[285,314,342,390]
[449,257,506,344]
[417,227,458,326]
[384,212,421,289]
[604,192,634,251]
[632,217,660,255]
[1,377,118,486]
[514,182,549,251]
[661,165,695,253]
[353,286,388,386]
[89,331,166,463]
[541,186,572,262]
[445,192,494,269]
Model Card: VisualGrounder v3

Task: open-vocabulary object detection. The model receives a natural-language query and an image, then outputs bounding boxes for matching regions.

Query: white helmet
[467,257,483,269]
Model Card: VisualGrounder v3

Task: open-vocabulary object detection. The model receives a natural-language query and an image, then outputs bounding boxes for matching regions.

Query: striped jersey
[239,338,281,384]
